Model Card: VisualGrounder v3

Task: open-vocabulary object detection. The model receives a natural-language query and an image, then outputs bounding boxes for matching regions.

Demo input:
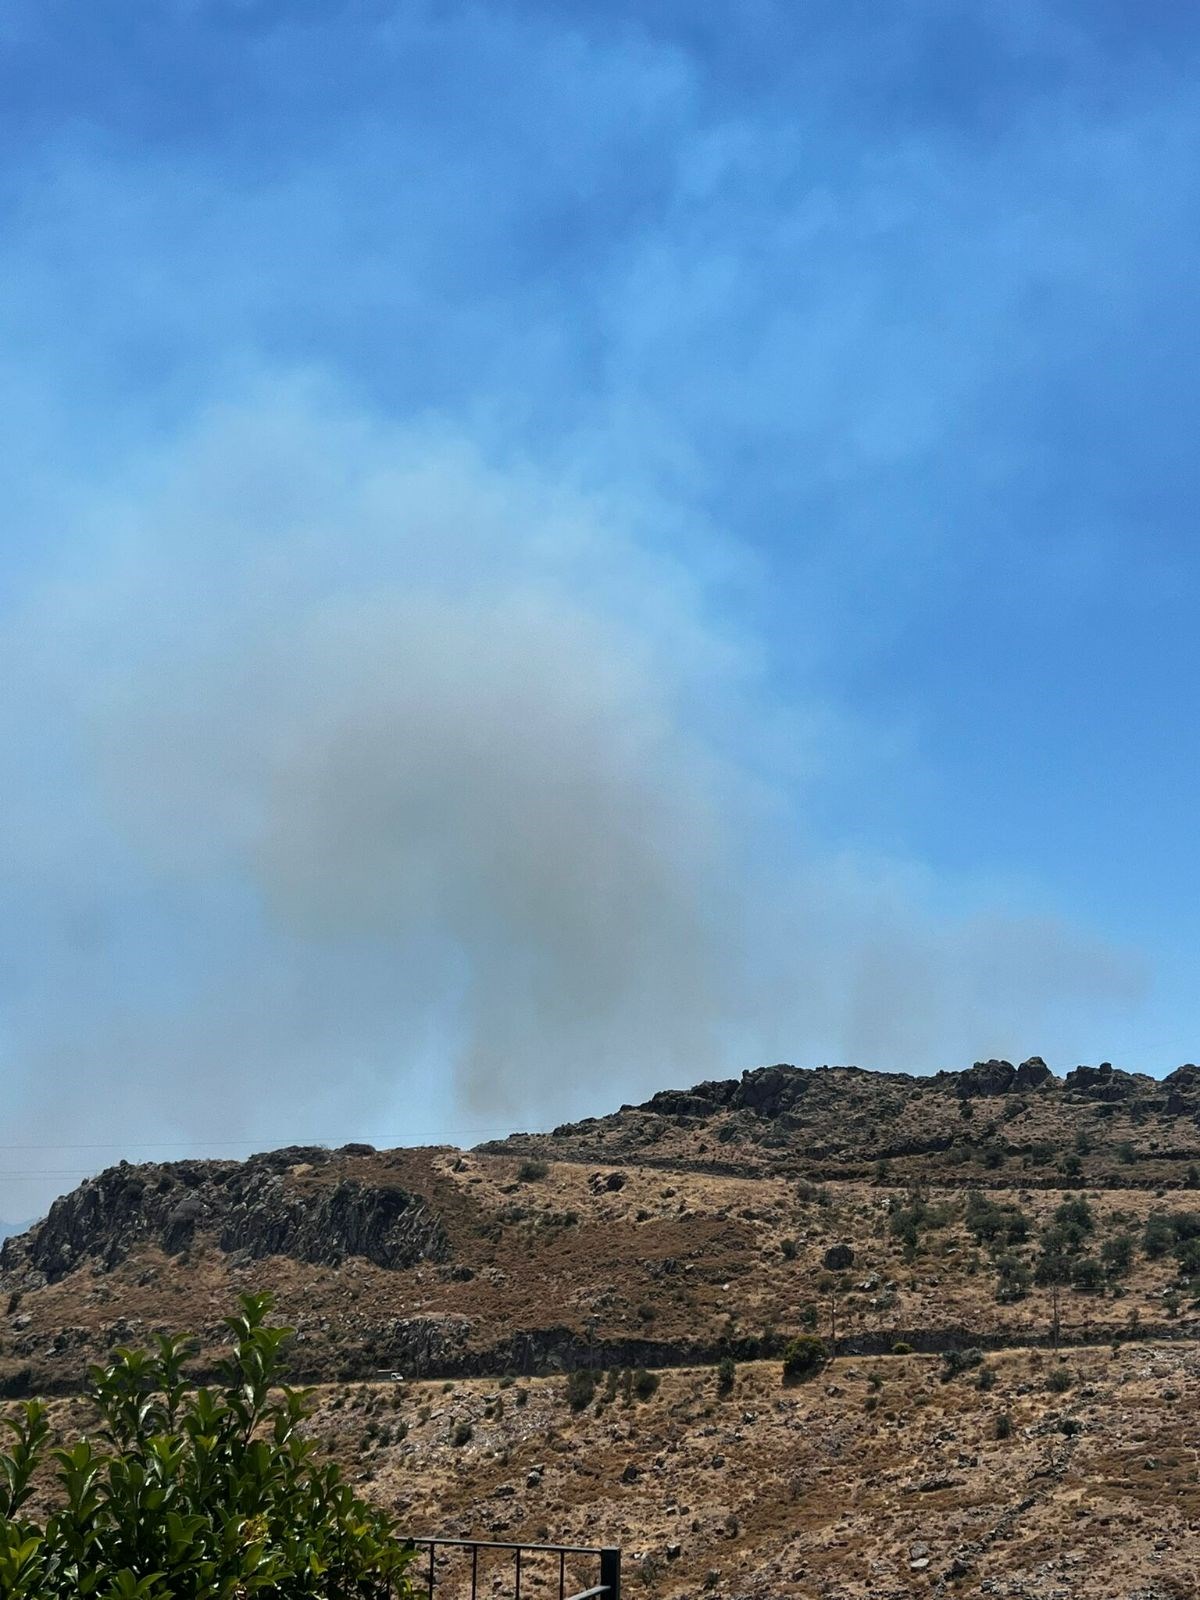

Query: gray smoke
[0,385,1146,1214]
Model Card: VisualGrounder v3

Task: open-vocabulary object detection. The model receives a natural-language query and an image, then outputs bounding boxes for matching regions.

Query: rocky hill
[482,1058,1200,1185]
[5,1057,1200,1402]
[8,1057,1200,1598]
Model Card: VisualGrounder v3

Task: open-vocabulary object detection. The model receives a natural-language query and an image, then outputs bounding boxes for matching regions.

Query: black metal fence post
[599,1548,621,1600]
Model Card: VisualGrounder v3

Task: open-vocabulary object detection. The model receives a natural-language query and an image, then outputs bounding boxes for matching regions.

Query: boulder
[956,1060,1016,1098]
[1015,1056,1053,1090]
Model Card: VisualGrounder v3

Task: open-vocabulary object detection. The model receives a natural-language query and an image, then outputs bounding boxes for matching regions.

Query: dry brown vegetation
[7,1061,1200,1595]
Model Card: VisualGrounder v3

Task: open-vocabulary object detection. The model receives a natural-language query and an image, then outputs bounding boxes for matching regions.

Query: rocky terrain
[7,1057,1200,1597]
[483,1058,1200,1188]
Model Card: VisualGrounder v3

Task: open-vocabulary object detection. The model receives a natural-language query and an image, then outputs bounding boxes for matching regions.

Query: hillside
[27,1343,1200,1600]
[483,1058,1200,1186]
[5,1059,1200,1398]
[7,1058,1200,1597]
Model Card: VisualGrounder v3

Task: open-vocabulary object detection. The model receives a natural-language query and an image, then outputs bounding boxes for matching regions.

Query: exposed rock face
[1014,1056,1053,1091]
[1162,1064,1200,1115]
[955,1060,1018,1098]
[1063,1062,1147,1101]
[0,1147,449,1284]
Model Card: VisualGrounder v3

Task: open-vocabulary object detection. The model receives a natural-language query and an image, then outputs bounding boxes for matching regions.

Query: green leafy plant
[781,1336,828,1382]
[0,1292,415,1599]
[566,1369,597,1412]
[632,1369,659,1401]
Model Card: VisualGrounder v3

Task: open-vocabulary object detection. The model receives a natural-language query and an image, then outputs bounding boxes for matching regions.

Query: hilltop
[483,1057,1200,1186]
[7,1058,1200,1597]
[5,1057,1200,1401]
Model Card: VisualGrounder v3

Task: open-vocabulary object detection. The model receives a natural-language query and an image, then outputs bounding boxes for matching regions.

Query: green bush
[1070,1254,1105,1292]
[632,1369,660,1401]
[716,1356,736,1394]
[1143,1211,1175,1259]
[940,1348,983,1383]
[965,1191,1029,1247]
[993,1252,1031,1304]
[0,1292,414,1599]
[1101,1232,1135,1279]
[994,1411,1013,1440]
[781,1336,828,1381]
[516,1158,549,1182]
[890,1341,913,1356]
[1047,1364,1073,1393]
[566,1368,597,1412]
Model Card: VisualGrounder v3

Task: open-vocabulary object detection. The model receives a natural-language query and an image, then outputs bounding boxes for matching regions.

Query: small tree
[566,1367,597,1412]
[632,1368,659,1401]
[1101,1232,1134,1280]
[781,1336,828,1382]
[0,1292,415,1598]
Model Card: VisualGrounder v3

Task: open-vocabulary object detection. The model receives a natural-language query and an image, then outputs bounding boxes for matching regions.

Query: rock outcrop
[0,1146,449,1284]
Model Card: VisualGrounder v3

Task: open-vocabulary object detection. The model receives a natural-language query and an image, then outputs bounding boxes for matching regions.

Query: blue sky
[2,1,1200,1215]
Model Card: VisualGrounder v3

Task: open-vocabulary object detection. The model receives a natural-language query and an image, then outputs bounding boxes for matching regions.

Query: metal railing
[402,1537,620,1600]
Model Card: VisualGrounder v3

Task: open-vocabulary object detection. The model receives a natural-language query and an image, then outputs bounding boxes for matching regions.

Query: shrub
[517,1158,549,1182]
[891,1341,913,1356]
[716,1356,736,1394]
[965,1191,1029,1247]
[633,1368,660,1401]
[940,1348,983,1382]
[780,1237,798,1260]
[994,1252,1031,1304]
[994,1411,1013,1440]
[1052,1197,1095,1241]
[0,1293,415,1599]
[451,1420,474,1446]
[1101,1232,1135,1279]
[781,1336,828,1381]
[567,1368,597,1412]
[1070,1254,1105,1292]
[1143,1211,1175,1259]
[1047,1364,1073,1393]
